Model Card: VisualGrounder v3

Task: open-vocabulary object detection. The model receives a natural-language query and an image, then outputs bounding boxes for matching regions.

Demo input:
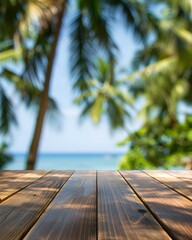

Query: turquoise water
[4,153,123,170]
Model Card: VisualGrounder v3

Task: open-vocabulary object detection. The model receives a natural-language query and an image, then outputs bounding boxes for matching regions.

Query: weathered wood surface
[0,170,48,202]
[0,170,24,178]
[97,171,170,240]
[120,170,192,240]
[0,171,73,240]
[168,170,192,183]
[144,170,192,201]
[0,170,191,240]
[25,171,96,240]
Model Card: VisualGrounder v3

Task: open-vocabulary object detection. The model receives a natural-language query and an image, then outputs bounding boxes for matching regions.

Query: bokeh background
[1,0,192,170]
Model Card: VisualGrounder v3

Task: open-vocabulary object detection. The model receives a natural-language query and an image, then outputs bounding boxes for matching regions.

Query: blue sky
[9,20,139,153]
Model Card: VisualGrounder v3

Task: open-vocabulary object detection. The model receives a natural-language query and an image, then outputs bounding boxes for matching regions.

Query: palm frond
[0,85,17,134]
[122,56,177,82]
[0,48,22,63]
[69,12,95,91]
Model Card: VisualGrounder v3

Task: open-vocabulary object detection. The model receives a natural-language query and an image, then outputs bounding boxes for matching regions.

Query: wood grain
[120,170,192,240]
[144,170,192,201]
[0,170,48,202]
[97,171,170,240]
[0,170,24,178]
[0,170,73,240]
[25,170,96,240]
[167,170,192,183]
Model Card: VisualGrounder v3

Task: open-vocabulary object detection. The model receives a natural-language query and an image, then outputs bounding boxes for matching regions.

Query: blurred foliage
[0,143,13,169]
[119,116,192,169]
[1,0,192,169]
[74,57,133,129]
[74,0,192,170]
[119,0,192,169]
[69,0,158,92]
[0,0,61,168]
[0,1,57,122]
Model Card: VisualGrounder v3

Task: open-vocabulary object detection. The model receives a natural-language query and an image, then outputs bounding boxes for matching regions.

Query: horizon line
[12,151,125,155]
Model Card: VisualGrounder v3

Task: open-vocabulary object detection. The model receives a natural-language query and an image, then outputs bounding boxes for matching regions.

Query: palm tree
[0,47,59,168]
[1,0,158,169]
[0,0,61,131]
[74,57,133,129]
[0,0,61,167]
[0,49,37,169]
[0,52,59,136]
[25,0,157,169]
[121,0,192,123]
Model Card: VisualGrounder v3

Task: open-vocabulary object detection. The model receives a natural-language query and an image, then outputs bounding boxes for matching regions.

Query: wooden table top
[0,170,191,240]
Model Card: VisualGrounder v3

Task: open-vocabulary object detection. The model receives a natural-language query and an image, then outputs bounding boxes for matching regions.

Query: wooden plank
[167,170,192,182]
[0,171,28,186]
[0,170,24,178]
[0,170,48,202]
[25,171,96,240]
[144,170,192,201]
[120,170,192,240]
[0,170,73,240]
[0,171,32,184]
[97,171,170,240]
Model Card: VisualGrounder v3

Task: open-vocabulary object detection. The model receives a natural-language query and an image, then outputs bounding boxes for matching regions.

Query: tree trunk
[26,2,66,170]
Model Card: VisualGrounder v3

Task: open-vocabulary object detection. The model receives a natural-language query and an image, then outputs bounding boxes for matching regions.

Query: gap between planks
[98,171,170,240]
[143,170,192,201]
[166,170,192,184]
[25,170,97,240]
[120,170,192,240]
[0,170,50,203]
[0,170,74,240]
[0,170,191,240]
[26,170,170,240]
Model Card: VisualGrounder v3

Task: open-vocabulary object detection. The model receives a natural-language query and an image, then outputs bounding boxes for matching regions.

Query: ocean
[3,153,124,170]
